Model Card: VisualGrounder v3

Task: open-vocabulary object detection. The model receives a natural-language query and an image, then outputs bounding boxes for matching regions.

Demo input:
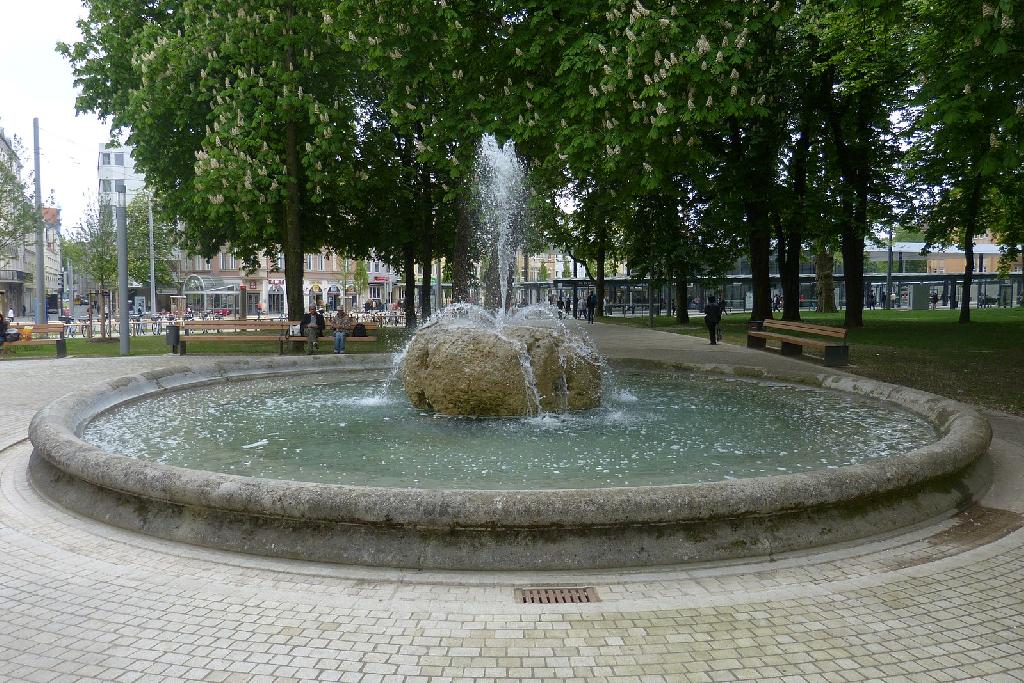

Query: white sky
[0,1,113,231]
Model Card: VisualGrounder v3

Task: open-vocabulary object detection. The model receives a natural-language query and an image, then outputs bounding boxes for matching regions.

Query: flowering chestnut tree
[61,0,359,318]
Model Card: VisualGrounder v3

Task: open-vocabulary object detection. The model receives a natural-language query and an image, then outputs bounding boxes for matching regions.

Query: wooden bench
[281,320,380,352]
[4,322,68,358]
[747,319,849,367]
[172,320,290,355]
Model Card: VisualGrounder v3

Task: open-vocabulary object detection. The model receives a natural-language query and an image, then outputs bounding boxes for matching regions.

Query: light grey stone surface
[28,349,991,569]
[1,328,1022,681]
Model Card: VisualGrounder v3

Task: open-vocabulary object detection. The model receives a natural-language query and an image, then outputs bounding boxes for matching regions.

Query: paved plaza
[1,323,1023,682]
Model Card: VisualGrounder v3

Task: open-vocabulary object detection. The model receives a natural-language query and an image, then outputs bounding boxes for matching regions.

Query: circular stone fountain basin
[28,355,992,570]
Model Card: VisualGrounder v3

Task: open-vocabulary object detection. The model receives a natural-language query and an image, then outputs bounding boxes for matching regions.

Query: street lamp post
[148,196,157,316]
[116,184,130,355]
[885,225,894,310]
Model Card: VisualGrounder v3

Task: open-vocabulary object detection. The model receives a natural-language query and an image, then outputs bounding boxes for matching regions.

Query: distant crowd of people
[547,292,598,323]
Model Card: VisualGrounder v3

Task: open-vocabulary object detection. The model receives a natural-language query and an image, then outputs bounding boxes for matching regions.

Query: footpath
[0,325,1022,682]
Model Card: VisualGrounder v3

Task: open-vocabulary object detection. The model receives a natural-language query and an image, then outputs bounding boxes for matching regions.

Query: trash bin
[166,323,180,351]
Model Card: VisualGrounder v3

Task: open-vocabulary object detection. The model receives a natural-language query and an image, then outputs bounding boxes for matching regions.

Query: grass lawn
[602,307,1024,415]
[0,326,412,360]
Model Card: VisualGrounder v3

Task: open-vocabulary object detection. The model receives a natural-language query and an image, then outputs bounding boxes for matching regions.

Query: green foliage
[61,0,363,317]
[0,140,37,259]
[907,0,1024,249]
[125,194,178,287]
[353,260,369,296]
[538,262,549,282]
[66,201,117,292]
[60,0,1023,324]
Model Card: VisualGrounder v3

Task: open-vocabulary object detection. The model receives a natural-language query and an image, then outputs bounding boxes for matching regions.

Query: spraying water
[474,134,527,317]
[397,134,604,417]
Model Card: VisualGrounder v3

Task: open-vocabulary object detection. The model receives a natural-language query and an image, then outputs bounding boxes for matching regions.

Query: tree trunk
[779,229,802,322]
[283,119,304,321]
[282,10,304,322]
[648,281,656,328]
[960,177,983,324]
[776,216,802,322]
[403,242,417,329]
[961,237,974,324]
[419,247,432,320]
[779,91,812,323]
[674,265,689,324]
[747,212,772,321]
[841,230,865,327]
[731,123,774,322]
[815,246,837,313]
[451,197,473,303]
[417,158,433,319]
[595,220,606,318]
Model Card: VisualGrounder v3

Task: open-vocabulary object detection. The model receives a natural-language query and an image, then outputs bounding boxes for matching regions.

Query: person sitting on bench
[299,305,325,354]
[331,309,354,354]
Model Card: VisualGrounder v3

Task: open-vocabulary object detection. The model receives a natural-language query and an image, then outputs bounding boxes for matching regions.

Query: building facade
[1,126,63,319]
[97,144,147,203]
[178,250,401,317]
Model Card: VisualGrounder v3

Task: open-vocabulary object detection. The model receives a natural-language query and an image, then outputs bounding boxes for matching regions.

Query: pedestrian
[572,294,579,319]
[586,292,597,324]
[331,308,354,354]
[704,296,722,345]
[929,291,939,310]
[299,304,325,354]
[6,307,13,322]
[556,296,564,319]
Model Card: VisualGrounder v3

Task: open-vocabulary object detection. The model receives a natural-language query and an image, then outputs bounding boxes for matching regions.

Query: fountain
[402,136,601,417]
[25,134,994,570]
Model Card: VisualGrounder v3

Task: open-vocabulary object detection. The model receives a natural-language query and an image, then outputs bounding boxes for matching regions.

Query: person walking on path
[585,292,597,324]
[704,296,722,345]
[299,305,325,354]
[6,307,13,322]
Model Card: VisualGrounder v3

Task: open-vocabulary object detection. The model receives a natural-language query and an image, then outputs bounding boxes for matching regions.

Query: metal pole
[885,225,894,310]
[65,258,73,316]
[116,186,130,355]
[33,119,45,324]
[148,196,156,315]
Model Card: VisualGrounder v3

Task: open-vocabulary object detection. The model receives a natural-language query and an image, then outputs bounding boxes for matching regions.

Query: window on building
[268,288,284,314]
[101,153,111,165]
[276,255,284,271]
[306,254,313,270]
[114,153,124,166]
[318,254,324,271]
[101,179,112,192]
[220,253,228,270]
[369,285,382,300]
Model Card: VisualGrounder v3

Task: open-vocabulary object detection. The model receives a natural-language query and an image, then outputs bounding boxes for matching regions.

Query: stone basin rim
[28,354,991,530]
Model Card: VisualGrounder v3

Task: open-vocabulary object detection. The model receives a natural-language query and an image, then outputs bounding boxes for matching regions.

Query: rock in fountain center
[402,323,602,417]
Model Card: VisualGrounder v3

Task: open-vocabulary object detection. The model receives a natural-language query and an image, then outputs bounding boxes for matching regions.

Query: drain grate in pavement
[516,587,599,604]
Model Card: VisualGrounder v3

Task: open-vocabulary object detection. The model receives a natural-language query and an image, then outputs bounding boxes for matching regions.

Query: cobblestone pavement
[2,330,1023,682]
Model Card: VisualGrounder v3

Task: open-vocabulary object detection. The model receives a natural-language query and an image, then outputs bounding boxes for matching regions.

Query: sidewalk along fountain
[27,134,992,570]
[402,135,601,417]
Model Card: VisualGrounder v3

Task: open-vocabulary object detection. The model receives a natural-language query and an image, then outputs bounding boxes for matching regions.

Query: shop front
[326,285,342,312]
[181,274,241,315]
